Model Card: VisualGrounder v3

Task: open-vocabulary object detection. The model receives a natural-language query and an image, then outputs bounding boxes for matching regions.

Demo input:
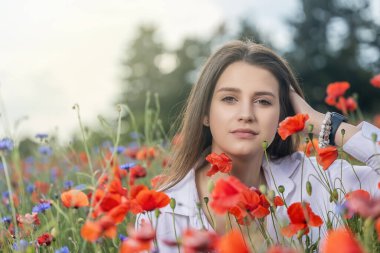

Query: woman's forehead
[214,62,280,95]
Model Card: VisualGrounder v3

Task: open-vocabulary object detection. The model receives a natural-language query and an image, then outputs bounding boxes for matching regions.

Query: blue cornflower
[2,191,10,199]
[64,180,74,190]
[1,216,11,223]
[120,162,136,170]
[26,184,35,194]
[25,156,35,164]
[55,246,70,253]
[39,146,53,156]
[13,239,29,251]
[32,202,51,213]
[75,184,86,190]
[35,133,48,141]
[335,202,348,216]
[0,138,13,152]
[115,146,126,154]
[119,234,127,241]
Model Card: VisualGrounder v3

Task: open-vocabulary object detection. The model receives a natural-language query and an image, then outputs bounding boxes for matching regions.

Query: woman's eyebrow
[216,87,276,97]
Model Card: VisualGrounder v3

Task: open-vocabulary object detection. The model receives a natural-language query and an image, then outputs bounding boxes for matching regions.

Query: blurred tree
[118,20,272,141]
[285,0,380,115]
[119,25,216,139]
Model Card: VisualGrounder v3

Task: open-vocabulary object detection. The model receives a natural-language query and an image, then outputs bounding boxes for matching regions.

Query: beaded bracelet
[318,112,332,148]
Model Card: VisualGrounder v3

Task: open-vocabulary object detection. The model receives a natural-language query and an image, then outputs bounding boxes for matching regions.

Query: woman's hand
[289,88,324,135]
[289,88,358,146]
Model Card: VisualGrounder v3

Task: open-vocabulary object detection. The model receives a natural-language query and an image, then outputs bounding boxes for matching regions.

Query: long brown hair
[159,40,304,190]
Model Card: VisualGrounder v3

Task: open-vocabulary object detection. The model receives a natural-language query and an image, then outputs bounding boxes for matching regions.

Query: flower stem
[1,154,19,241]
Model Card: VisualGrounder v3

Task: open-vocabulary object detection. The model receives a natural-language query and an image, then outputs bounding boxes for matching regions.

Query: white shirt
[136,122,380,252]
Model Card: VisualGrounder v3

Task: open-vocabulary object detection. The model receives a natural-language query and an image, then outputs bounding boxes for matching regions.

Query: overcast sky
[0,0,378,144]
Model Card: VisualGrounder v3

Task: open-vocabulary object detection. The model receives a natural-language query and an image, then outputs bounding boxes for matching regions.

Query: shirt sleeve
[340,121,380,196]
[343,121,380,170]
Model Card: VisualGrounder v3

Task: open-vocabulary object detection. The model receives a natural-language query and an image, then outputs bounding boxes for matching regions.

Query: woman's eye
[221,96,236,103]
[255,99,272,105]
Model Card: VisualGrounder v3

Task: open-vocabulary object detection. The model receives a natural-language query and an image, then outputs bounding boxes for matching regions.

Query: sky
[0,0,378,144]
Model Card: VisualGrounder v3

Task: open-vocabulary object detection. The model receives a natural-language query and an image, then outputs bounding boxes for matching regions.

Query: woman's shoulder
[160,169,199,215]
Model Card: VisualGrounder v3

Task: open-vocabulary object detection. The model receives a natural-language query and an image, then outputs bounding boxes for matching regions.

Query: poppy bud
[155,209,161,218]
[305,137,310,144]
[259,185,267,194]
[51,227,58,237]
[326,217,333,230]
[305,235,310,247]
[308,124,314,133]
[341,128,345,136]
[330,189,338,202]
[203,197,209,205]
[364,217,374,229]
[278,185,285,194]
[170,198,176,210]
[372,133,378,143]
[306,181,312,196]
[262,141,268,150]
[207,180,214,193]
[268,190,275,200]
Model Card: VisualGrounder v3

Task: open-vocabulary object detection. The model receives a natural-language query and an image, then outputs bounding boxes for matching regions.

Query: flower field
[0,75,380,252]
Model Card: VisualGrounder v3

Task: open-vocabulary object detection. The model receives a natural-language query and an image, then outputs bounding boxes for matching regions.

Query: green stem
[245,221,257,253]
[1,154,19,241]
[171,210,181,253]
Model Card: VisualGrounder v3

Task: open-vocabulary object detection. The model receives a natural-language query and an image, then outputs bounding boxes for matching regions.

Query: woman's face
[205,61,281,158]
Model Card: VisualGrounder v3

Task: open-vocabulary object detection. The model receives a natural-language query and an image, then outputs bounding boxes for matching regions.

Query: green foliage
[285,0,380,114]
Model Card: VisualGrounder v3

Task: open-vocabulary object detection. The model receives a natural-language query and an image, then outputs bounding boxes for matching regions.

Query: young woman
[136,40,380,252]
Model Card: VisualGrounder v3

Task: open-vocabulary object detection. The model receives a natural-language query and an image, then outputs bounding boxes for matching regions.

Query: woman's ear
[203,116,210,126]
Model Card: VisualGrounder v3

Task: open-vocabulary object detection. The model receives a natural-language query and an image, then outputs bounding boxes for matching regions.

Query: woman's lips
[230,129,258,139]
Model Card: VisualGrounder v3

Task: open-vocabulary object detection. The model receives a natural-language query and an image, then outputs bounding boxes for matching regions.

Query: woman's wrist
[308,111,359,147]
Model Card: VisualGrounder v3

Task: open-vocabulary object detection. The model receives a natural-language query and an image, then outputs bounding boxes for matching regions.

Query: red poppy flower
[81,215,117,242]
[61,189,89,208]
[210,176,247,214]
[345,189,380,219]
[376,218,380,241]
[326,81,350,98]
[37,233,54,246]
[81,220,101,242]
[128,219,156,242]
[119,238,152,253]
[281,202,323,238]
[129,165,147,185]
[180,228,219,253]
[335,96,357,115]
[325,95,337,106]
[316,146,338,170]
[99,193,121,212]
[108,203,130,223]
[273,196,285,207]
[320,228,364,253]
[370,74,380,88]
[121,220,155,253]
[373,114,380,128]
[216,230,249,253]
[135,189,170,211]
[303,138,319,157]
[206,152,232,177]
[278,114,309,140]
[17,213,40,226]
[150,174,166,188]
[136,146,157,161]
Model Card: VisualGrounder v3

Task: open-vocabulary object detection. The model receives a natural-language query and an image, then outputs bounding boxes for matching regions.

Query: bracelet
[328,112,347,146]
[318,112,332,148]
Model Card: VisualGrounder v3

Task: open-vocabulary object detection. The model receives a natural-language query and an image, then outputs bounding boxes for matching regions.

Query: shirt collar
[262,152,301,198]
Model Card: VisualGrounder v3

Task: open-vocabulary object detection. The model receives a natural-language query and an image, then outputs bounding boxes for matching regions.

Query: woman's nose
[238,101,255,122]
